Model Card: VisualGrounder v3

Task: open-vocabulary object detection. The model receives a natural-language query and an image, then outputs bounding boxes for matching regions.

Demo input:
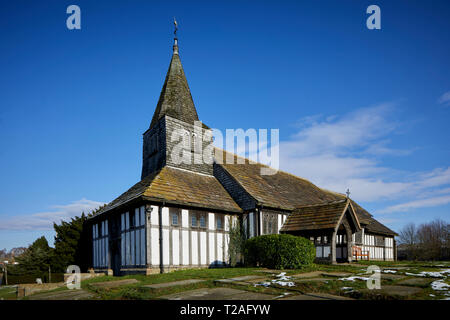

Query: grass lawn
[6,261,450,300]
[0,286,18,300]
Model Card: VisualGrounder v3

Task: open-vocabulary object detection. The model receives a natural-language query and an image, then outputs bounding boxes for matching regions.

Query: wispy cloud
[278,103,450,214]
[438,91,450,106]
[380,195,450,213]
[0,198,105,231]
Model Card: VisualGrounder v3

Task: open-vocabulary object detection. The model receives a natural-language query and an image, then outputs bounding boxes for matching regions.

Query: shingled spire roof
[149,37,200,129]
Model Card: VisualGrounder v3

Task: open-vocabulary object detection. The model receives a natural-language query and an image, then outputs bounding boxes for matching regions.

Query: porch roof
[280,199,360,232]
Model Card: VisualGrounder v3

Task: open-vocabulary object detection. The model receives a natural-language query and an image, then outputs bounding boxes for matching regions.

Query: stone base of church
[145,264,228,275]
[92,268,114,276]
[115,264,229,275]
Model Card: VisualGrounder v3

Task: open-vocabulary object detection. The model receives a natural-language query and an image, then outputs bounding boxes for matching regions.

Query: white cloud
[381,195,450,213]
[438,91,450,106]
[278,103,450,212]
[0,198,105,231]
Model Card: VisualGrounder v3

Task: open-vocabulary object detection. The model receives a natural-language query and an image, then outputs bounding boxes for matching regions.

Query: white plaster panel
[208,213,215,230]
[200,231,207,265]
[209,233,215,264]
[162,207,170,226]
[151,227,159,265]
[172,229,180,265]
[217,234,223,264]
[224,216,230,231]
[191,231,198,265]
[163,229,169,265]
[182,209,189,228]
[182,230,189,265]
[224,233,229,264]
[151,206,159,225]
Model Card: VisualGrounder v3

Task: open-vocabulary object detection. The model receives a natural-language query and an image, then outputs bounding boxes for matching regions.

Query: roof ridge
[294,199,347,210]
[165,165,214,177]
[214,147,321,185]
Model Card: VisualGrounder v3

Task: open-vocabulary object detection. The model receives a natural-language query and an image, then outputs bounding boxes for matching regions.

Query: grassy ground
[82,267,265,300]
[6,261,450,300]
[0,286,19,300]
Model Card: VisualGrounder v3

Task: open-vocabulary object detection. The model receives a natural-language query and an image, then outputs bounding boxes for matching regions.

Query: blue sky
[0,0,449,250]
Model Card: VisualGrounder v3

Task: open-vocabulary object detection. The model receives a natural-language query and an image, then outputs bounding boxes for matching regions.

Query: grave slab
[291,271,323,278]
[28,289,95,300]
[321,272,353,278]
[398,278,433,286]
[364,285,422,297]
[280,293,353,300]
[381,274,406,280]
[143,279,206,289]
[160,287,248,300]
[90,279,139,289]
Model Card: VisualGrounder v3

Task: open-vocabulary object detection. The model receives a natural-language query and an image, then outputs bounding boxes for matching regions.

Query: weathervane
[174,17,178,38]
[173,17,179,54]
[346,188,351,198]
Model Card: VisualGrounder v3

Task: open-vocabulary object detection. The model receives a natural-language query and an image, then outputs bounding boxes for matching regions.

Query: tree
[398,223,419,260]
[52,212,90,273]
[12,236,54,281]
[417,219,449,261]
[398,219,450,261]
[227,216,246,267]
[51,205,105,272]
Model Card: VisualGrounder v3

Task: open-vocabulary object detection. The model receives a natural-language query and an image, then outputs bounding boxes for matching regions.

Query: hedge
[243,234,315,269]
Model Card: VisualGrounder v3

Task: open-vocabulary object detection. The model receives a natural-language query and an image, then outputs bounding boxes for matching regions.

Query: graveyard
[1,260,449,301]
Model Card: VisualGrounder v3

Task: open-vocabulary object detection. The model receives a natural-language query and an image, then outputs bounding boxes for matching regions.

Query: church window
[262,212,277,234]
[191,214,197,227]
[199,214,206,228]
[190,211,207,228]
[170,208,180,226]
[119,207,146,268]
[216,215,223,230]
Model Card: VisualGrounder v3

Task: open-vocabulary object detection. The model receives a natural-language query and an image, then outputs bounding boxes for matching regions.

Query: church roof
[217,150,343,211]
[92,166,242,218]
[215,150,397,236]
[149,41,200,130]
[279,199,361,232]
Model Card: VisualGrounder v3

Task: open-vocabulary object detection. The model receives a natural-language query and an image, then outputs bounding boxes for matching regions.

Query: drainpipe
[159,202,165,273]
[256,205,262,236]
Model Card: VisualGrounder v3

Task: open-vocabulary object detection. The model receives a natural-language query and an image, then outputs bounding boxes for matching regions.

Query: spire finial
[173,17,179,55]
[346,188,351,198]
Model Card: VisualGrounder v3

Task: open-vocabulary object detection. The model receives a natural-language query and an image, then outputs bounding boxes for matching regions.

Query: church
[87,33,397,275]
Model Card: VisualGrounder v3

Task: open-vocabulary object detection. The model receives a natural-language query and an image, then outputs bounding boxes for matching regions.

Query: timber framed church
[87,34,397,275]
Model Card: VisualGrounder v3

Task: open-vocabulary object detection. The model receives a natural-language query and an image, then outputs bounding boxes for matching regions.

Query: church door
[335,230,348,263]
[110,238,121,276]
[109,215,122,276]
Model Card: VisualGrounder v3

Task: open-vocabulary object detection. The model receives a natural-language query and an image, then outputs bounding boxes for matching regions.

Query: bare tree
[398,220,450,261]
[398,223,419,260]
[399,223,417,246]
